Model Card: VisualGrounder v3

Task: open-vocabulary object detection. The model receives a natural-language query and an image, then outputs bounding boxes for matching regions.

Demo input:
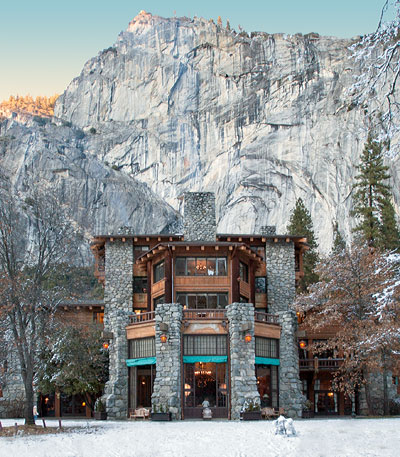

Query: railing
[299,358,344,370]
[128,311,155,324]
[183,309,227,320]
[254,311,279,325]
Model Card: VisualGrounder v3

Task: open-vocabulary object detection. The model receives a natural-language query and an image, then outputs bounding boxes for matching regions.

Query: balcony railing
[299,358,344,370]
[254,311,279,325]
[183,309,227,320]
[128,311,155,325]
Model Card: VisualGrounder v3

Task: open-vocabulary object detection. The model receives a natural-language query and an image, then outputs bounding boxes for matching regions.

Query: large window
[239,261,248,282]
[183,335,227,356]
[256,365,279,408]
[133,277,148,293]
[129,337,155,359]
[175,257,227,276]
[176,293,228,309]
[255,337,279,359]
[153,261,165,283]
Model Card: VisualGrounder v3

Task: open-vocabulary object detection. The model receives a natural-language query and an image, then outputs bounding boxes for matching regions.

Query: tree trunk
[23,366,35,425]
[382,350,389,416]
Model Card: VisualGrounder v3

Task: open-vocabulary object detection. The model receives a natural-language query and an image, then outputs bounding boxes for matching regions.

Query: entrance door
[136,366,155,408]
[314,391,338,415]
[183,362,228,418]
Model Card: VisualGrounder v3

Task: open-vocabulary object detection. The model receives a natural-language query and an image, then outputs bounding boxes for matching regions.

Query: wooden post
[164,250,172,303]
[58,419,62,429]
[42,419,46,428]
[249,260,255,306]
[231,255,240,303]
[147,261,152,312]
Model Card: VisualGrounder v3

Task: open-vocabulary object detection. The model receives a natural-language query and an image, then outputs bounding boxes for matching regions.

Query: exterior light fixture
[160,334,168,343]
[82,402,86,407]
[244,333,252,343]
[327,392,334,397]
[102,342,109,350]
[299,340,307,349]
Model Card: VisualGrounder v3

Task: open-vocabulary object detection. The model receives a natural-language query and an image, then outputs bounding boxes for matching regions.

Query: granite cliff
[1,11,400,256]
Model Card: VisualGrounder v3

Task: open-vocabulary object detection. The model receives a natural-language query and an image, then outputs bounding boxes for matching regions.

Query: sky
[0,0,391,101]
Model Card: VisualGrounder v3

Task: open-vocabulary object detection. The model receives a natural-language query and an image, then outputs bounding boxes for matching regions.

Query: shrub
[89,127,96,134]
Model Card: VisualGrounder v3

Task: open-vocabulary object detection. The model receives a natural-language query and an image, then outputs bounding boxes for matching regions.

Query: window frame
[153,260,165,283]
[175,257,227,277]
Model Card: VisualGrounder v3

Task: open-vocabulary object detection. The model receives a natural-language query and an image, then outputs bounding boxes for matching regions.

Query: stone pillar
[278,310,303,418]
[152,303,183,420]
[264,239,296,314]
[183,192,216,241]
[0,350,26,418]
[227,302,260,420]
[264,237,302,418]
[103,239,133,419]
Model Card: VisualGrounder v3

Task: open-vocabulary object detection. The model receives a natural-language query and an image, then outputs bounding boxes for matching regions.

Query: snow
[1,417,400,457]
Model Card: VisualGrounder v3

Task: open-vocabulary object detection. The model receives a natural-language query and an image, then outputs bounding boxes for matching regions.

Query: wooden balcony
[183,309,227,320]
[254,311,279,325]
[299,358,344,371]
[128,311,155,324]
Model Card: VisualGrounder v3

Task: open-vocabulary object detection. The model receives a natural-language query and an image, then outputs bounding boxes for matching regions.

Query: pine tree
[332,221,346,254]
[287,198,319,291]
[352,135,400,250]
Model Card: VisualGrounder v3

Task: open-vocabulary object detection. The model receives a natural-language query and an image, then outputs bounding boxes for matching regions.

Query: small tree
[37,323,109,412]
[0,182,77,424]
[287,198,319,291]
[332,221,346,254]
[295,241,400,415]
[351,135,400,250]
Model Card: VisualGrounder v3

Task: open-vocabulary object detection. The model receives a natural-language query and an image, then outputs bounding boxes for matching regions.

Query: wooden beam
[89,306,93,310]
[172,246,176,251]
[250,237,254,242]
[169,237,173,241]
[146,237,150,242]
[227,237,231,242]
[201,246,205,251]
[262,237,266,242]
[134,237,138,242]
[229,246,233,251]
[215,246,219,251]
[110,237,114,242]
[274,238,278,243]
[186,246,190,251]
[285,237,290,243]
[122,237,126,242]
[158,237,161,241]
[238,237,242,242]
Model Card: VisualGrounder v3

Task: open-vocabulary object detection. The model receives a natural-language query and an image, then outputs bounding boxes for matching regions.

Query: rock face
[2,11,400,252]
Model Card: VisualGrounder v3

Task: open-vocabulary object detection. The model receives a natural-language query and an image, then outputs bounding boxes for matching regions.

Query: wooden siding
[254,322,281,339]
[126,321,156,339]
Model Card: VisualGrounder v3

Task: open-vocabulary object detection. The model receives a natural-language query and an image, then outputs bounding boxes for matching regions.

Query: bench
[129,407,150,420]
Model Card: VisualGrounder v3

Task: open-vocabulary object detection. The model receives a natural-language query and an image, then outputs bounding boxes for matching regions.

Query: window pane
[154,261,165,283]
[217,258,227,276]
[175,258,186,276]
[255,277,266,293]
[133,245,150,261]
[218,294,228,308]
[240,262,248,282]
[187,258,196,276]
[197,294,207,309]
[176,294,187,307]
[129,337,155,358]
[206,258,216,276]
[196,258,207,275]
[133,277,147,293]
[188,295,197,309]
[208,294,217,309]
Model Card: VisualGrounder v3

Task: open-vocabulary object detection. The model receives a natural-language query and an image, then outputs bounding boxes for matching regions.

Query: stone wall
[0,351,25,418]
[152,303,183,420]
[183,192,216,242]
[359,372,398,415]
[277,311,303,418]
[226,302,260,420]
[103,239,133,419]
[264,239,296,314]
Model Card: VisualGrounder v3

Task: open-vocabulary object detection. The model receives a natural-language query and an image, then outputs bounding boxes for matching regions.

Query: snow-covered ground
[1,417,399,457]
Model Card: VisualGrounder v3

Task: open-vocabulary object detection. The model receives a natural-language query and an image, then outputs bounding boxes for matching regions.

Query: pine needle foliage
[287,198,319,291]
[351,135,400,250]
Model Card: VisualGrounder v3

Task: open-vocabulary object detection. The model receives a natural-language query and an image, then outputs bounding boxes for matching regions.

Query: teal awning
[255,357,280,366]
[183,355,228,364]
[126,357,156,367]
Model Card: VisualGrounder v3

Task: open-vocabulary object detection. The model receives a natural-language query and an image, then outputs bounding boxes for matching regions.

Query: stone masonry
[227,302,260,420]
[183,192,216,242]
[0,350,26,418]
[264,239,296,314]
[277,311,303,418]
[264,237,303,418]
[152,303,183,420]
[103,239,133,419]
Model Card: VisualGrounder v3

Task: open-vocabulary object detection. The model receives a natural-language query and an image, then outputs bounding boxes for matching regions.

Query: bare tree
[294,241,400,415]
[0,182,77,424]
[350,1,400,149]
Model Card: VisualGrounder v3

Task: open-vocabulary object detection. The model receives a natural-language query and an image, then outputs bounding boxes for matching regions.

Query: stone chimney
[183,192,216,241]
[260,226,276,236]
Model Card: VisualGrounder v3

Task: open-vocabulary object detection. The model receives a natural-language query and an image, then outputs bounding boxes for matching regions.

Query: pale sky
[0,0,390,101]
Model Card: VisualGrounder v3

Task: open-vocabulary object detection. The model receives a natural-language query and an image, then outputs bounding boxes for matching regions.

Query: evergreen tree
[351,135,400,250]
[332,221,346,254]
[287,198,319,291]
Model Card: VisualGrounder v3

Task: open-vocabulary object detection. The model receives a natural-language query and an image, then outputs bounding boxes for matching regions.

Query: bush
[389,397,400,415]
[89,127,96,134]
